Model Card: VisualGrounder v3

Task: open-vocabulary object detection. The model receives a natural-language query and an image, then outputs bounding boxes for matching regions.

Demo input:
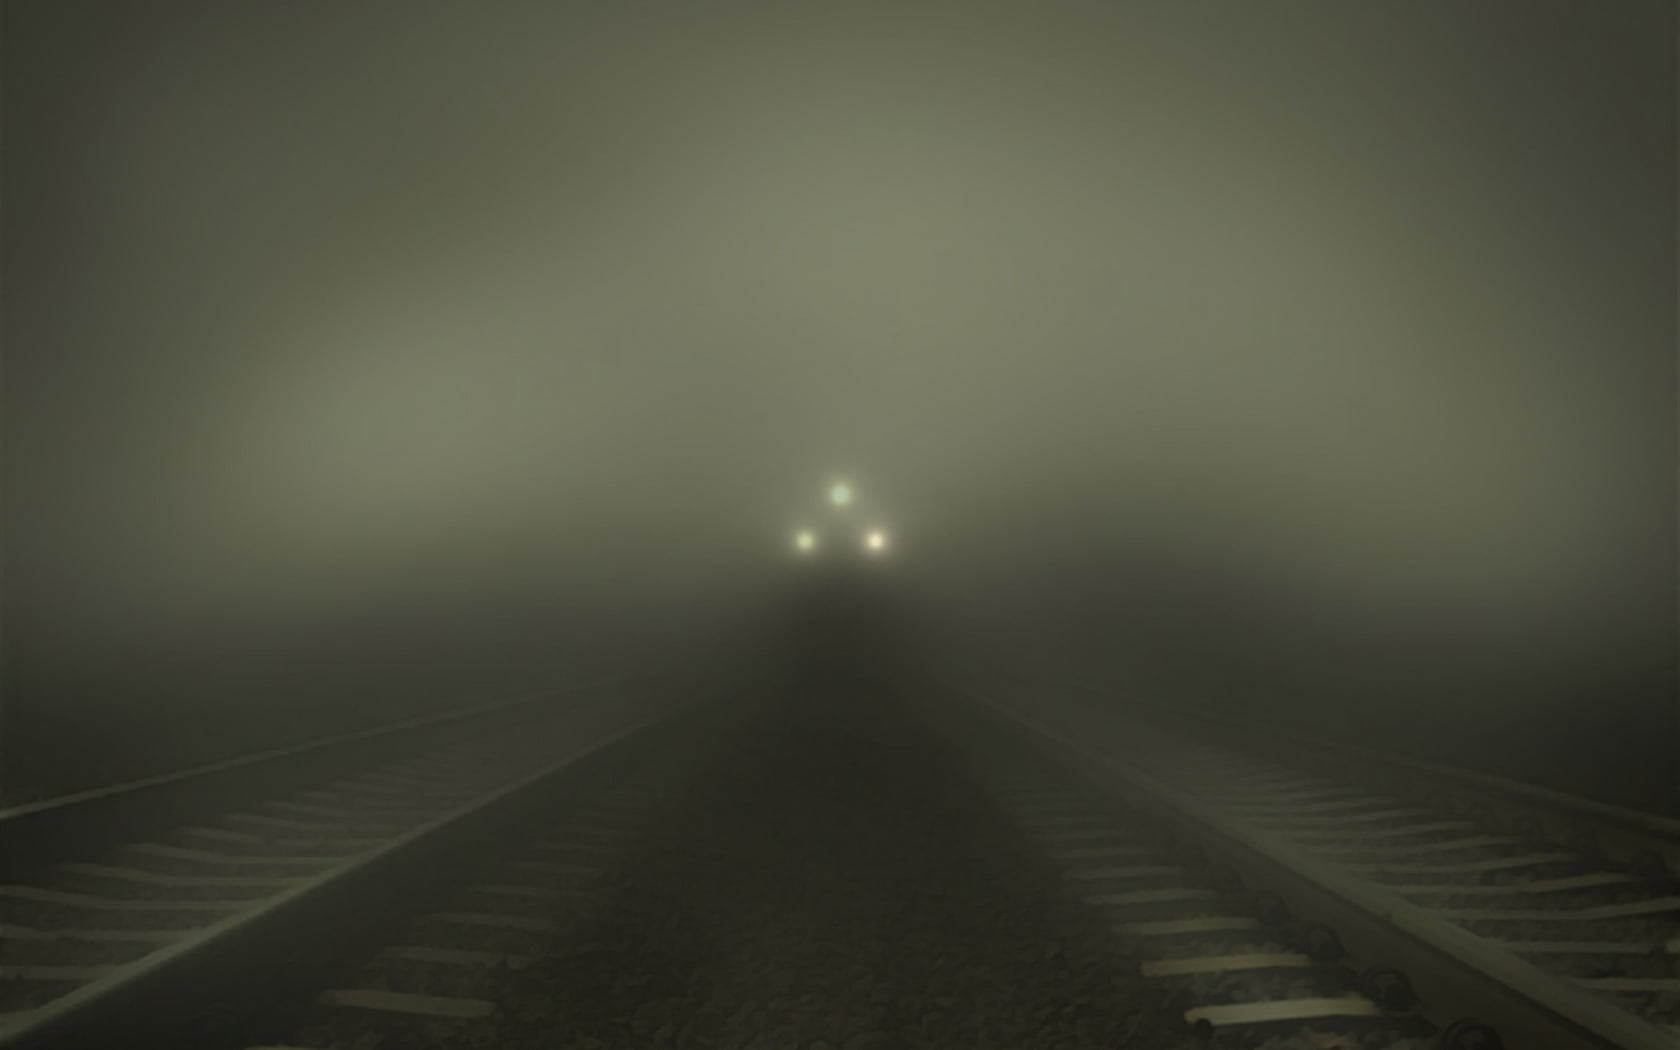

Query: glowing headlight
[794,529,818,554]
[863,529,888,554]
[829,482,853,507]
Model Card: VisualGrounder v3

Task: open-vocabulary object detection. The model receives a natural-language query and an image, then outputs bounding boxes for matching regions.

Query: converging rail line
[0,667,732,1050]
[931,663,1680,1050]
[5,663,1671,1049]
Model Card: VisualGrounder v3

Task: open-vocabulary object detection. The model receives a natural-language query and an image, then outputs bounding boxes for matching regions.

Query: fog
[4,1,1674,809]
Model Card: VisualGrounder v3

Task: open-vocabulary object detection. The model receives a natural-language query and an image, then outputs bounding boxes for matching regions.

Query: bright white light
[794,529,817,553]
[864,528,888,554]
[829,482,853,507]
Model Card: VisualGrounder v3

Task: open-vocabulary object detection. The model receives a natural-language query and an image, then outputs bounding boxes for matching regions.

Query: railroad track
[231,681,1196,1050]
[216,678,1576,1050]
[944,711,1451,1050]
[0,668,733,1050]
[925,664,1680,1050]
[9,663,1670,1048]
[241,749,700,1050]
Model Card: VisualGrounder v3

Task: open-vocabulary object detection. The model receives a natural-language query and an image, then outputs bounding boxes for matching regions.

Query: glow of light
[829,482,853,507]
[864,528,888,554]
[794,529,818,554]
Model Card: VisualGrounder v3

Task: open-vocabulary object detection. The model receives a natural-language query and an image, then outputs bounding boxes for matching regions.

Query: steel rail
[922,669,1679,1050]
[0,676,740,1050]
[974,658,1680,875]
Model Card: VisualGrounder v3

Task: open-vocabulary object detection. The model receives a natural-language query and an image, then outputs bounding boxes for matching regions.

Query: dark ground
[477,680,1170,1049]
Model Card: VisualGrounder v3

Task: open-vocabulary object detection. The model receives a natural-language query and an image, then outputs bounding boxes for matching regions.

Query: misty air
[3,2,1674,1048]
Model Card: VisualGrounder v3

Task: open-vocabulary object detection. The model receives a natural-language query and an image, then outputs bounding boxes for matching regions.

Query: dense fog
[3,1,1673,809]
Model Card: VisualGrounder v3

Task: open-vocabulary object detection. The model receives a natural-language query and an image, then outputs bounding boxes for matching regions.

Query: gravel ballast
[269,686,1189,1049]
